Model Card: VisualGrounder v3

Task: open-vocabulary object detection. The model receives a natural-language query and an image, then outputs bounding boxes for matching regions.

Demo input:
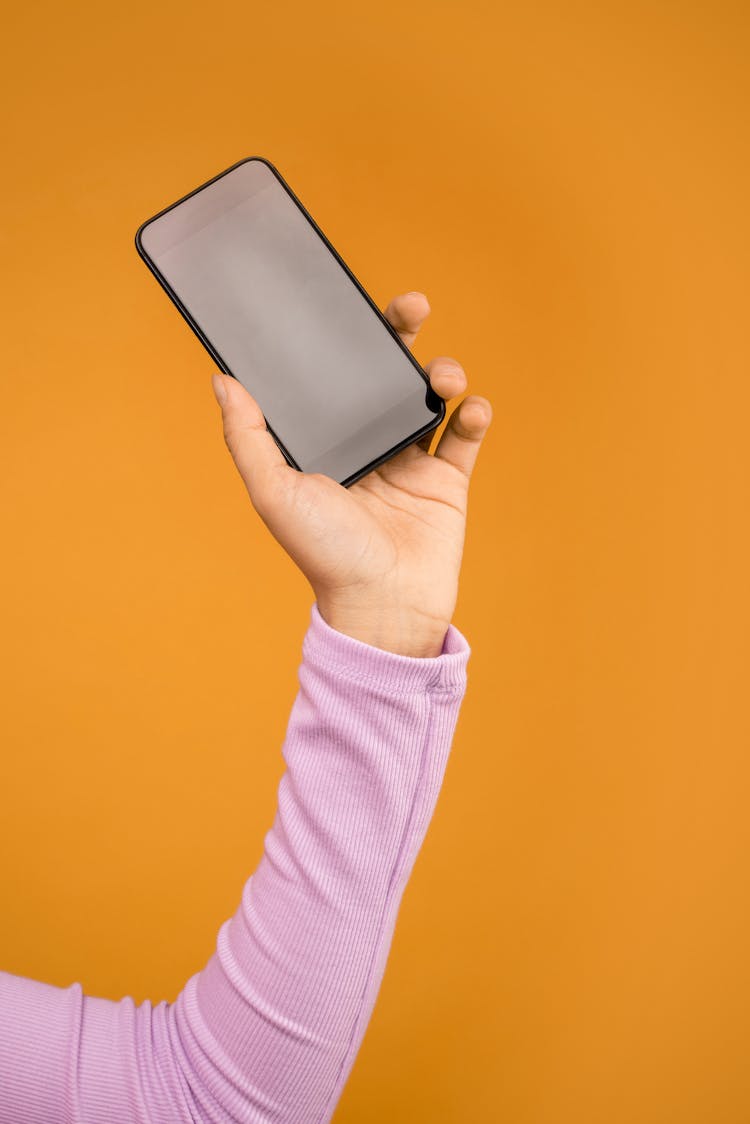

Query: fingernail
[212,372,227,406]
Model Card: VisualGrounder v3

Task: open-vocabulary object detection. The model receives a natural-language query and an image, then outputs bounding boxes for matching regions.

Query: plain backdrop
[1,1,749,1121]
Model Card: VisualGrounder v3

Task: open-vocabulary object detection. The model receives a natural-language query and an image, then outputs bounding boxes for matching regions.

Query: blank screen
[138,159,440,484]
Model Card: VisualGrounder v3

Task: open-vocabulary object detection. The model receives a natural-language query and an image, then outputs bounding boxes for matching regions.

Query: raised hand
[211,291,492,657]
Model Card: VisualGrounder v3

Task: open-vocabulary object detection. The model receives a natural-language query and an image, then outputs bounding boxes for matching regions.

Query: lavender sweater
[0,601,470,1122]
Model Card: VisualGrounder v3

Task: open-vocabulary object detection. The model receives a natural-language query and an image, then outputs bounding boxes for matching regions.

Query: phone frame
[134,156,446,487]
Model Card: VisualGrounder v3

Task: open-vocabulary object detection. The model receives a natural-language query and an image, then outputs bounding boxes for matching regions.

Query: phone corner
[236,154,278,175]
[427,387,447,427]
[133,219,149,257]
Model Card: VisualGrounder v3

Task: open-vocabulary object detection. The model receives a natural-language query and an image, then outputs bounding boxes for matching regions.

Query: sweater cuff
[303,601,470,695]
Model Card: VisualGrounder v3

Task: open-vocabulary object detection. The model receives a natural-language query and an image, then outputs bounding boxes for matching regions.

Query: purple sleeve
[0,601,470,1123]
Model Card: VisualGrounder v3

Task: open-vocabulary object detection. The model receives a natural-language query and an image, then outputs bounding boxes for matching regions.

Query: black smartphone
[134,157,445,487]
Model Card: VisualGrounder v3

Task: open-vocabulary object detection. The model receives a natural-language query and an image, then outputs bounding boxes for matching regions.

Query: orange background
[2,2,749,1121]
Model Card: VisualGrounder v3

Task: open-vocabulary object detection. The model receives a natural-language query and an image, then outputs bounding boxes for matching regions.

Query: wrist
[315,597,449,658]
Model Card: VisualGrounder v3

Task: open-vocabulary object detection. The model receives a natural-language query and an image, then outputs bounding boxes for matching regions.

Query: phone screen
[136,158,444,485]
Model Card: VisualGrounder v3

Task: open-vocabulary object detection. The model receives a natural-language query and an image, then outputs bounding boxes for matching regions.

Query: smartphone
[134,157,445,487]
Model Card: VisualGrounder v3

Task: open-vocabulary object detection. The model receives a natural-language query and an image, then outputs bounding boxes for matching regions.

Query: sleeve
[0,601,470,1124]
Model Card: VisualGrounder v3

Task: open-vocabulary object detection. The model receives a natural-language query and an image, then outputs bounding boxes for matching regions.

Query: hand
[211,292,492,657]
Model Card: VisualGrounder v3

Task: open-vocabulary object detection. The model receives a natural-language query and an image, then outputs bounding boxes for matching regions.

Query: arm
[0,601,469,1123]
[0,290,491,1122]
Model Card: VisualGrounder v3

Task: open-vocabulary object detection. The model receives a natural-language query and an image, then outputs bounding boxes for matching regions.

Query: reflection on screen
[139,160,439,483]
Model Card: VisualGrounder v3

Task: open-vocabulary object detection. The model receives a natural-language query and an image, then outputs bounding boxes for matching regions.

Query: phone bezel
[134,156,446,487]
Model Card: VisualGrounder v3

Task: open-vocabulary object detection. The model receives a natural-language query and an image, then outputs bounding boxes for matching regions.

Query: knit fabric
[0,601,470,1122]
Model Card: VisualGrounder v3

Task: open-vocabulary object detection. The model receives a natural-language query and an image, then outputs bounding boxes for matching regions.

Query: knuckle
[222,417,263,449]
[222,422,237,452]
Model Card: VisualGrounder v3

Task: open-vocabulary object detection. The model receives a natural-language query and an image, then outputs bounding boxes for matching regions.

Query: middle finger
[424,356,468,400]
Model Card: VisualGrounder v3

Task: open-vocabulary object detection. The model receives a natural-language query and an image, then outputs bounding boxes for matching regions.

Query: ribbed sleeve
[0,601,470,1123]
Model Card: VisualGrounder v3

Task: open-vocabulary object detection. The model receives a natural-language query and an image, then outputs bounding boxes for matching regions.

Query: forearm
[0,602,470,1123]
[180,603,470,1121]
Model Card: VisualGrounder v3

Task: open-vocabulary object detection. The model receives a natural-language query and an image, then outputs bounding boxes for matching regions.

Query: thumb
[211,372,291,506]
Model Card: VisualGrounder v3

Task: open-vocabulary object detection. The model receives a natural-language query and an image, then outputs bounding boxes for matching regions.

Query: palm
[280,440,467,620]
[214,291,491,647]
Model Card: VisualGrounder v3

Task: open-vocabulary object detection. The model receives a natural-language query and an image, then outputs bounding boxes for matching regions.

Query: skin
[210,291,493,658]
